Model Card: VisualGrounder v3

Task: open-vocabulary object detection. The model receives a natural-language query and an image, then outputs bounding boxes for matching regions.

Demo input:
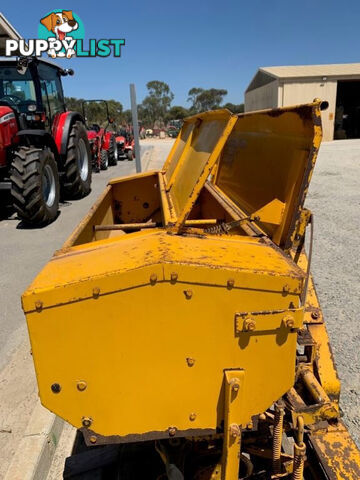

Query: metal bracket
[221,369,245,480]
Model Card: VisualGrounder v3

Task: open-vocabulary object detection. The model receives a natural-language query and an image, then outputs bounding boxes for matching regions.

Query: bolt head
[77,381,87,392]
[227,278,235,289]
[311,311,320,320]
[186,357,195,367]
[35,300,43,312]
[283,284,290,294]
[170,272,178,282]
[168,426,177,437]
[51,383,61,394]
[189,413,197,421]
[92,287,100,299]
[150,273,157,284]
[231,379,240,393]
[283,315,295,328]
[89,435,97,444]
[82,417,92,428]
[184,289,193,299]
[243,318,256,331]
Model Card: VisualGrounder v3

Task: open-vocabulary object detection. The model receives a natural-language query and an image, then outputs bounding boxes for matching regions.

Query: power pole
[130,83,141,173]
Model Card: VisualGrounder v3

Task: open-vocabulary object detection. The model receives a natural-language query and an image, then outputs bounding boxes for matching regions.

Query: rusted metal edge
[81,426,217,447]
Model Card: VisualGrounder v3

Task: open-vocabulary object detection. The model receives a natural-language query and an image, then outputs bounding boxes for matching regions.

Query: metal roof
[260,63,360,79]
[0,12,22,56]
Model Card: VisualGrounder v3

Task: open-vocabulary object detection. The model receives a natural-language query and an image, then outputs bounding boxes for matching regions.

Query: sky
[2,0,360,109]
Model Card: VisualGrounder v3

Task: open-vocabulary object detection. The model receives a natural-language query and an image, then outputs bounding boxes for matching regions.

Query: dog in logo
[40,10,78,58]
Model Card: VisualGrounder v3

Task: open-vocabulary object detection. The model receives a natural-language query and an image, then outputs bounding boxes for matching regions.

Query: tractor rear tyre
[127,150,134,161]
[108,135,118,166]
[100,149,109,170]
[10,147,60,225]
[62,121,92,199]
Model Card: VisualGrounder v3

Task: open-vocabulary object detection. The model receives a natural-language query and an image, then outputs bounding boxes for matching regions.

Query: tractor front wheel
[108,135,118,166]
[100,150,109,170]
[62,121,92,198]
[10,147,60,225]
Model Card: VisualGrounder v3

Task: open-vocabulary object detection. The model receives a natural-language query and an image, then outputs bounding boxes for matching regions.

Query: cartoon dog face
[40,10,78,41]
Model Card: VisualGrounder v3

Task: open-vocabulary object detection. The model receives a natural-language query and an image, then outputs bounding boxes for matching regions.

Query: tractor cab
[0,57,72,131]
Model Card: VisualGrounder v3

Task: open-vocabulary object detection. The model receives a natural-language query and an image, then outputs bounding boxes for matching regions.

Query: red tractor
[116,127,135,161]
[0,57,92,225]
[82,100,117,172]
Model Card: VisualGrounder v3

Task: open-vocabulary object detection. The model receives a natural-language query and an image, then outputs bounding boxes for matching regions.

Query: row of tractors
[83,99,134,173]
[0,56,134,227]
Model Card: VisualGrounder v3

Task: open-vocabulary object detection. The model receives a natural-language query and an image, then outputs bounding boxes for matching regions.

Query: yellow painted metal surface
[213,103,322,250]
[24,230,304,438]
[21,100,360,477]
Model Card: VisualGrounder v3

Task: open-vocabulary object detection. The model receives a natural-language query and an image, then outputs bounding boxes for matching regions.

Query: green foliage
[65,97,124,128]
[223,102,244,113]
[166,105,189,121]
[139,81,174,127]
[187,88,228,113]
[65,82,241,130]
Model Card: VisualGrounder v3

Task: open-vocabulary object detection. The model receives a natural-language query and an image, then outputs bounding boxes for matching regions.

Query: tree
[166,105,189,121]
[187,88,228,113]
[223,102,244,114]
[139,81,174,127]
[65,98,123,128]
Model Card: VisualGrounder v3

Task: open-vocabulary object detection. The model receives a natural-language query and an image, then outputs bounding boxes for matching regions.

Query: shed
[245,64,360,141]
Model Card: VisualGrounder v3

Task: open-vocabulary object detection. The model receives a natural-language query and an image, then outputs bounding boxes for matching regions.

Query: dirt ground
[0,137,359,478]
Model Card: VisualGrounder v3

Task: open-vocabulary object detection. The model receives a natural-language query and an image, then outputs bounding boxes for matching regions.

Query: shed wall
[245,80,278,112]
[280,79,337,141]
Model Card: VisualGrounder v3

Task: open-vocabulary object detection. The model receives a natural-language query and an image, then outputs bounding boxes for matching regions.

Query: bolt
[168,426,177,437]
[92,287,100,299]
[283,315,295,328]
[186,357,195,367]
[82,417,92,428]
[35,300,43,312]
[229,423,240,438]
[231,379,240,393]
[246,421,253,430]
[170,272,178,283]
[227,278,235,289]
[243,318,256,331]
[77,381,87,392]
[150,273,157,285]
[189,413,197,421]
[51,383,61,394]
[184,289,193,299]
[283,284,290,294]
[311,311,320,320]
[89,435,97,444]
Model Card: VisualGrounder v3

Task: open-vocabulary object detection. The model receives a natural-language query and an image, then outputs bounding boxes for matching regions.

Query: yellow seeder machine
[22,101,360,479]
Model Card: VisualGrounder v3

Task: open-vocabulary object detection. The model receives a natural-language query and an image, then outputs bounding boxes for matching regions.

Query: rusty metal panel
[308,421,360,479]
[213,103,322,250]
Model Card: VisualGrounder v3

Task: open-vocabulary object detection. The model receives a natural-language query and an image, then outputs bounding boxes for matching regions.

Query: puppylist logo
[5,9,125,58]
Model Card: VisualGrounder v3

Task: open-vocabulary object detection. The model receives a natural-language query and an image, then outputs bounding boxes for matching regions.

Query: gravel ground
[306,139,360,447]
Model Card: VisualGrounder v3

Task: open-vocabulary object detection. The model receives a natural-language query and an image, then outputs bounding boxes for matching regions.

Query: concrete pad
[4,403,63,480]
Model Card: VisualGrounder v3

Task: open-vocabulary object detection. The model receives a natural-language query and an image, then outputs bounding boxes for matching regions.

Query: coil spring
[292,443,306,480]
[204,223,229,235]
[272,405,285,475]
